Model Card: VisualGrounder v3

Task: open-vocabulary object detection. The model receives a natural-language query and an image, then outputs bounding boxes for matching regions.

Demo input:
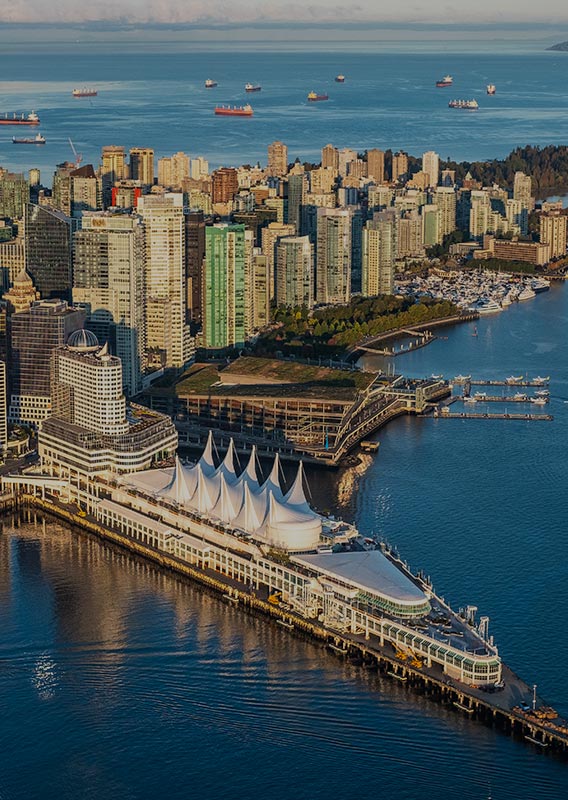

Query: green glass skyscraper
[204,224,249,350]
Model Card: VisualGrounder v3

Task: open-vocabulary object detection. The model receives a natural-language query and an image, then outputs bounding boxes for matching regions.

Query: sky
[1,0,567,26]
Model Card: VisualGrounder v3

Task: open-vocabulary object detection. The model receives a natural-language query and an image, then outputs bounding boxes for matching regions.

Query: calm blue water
[1,48,568,178]
[1,285,567,799]
[1,43,568,798]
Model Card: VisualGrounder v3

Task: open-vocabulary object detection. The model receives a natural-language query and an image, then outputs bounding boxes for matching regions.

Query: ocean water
[1,47,568,178]
[1,284,567,799]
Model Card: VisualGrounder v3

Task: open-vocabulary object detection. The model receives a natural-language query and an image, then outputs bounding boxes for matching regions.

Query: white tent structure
[121,439,322,552]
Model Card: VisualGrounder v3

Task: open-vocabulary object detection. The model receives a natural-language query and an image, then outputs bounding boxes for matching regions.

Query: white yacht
[517,286,536,301]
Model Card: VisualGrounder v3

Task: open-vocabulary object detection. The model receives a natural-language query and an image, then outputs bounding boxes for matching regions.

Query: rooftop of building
[150,357,374,401]
[292,550,428,607]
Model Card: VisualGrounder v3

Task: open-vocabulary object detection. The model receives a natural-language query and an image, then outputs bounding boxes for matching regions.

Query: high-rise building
[190,157,209,181]
[24,204,75,300]
[267,141,288,177]
[422,151,440,188]
[211,167,239,204]
[422,205,441,247]
[157,152,190,190]
[397,210,424,258]
[129,148,155,186]
[39,329,177,476]
[285,174,305,234]
[185,210,206,324]
[203,224,252,350]
[392,152,408,184]
[276,236,314,308]
[513,171,533,210]
[72,212,146,396]
[101,146,128,207]
[261,222,296,300]
[316,208,352,304]
[0,232,25,286]
[362,211,397,296]
[8,299,84,426]
[0,169,29,220]
[540,211,567,259]
[433,187,457,239]
[347,158,367,180]
[0,360,6,456]
[249,253,270,332]
[367,149,385,184]
[505,199,527,236]
[138,194,193,369]
[53,162,100,218]
[321,144,339,172]
[29,168,41,188]
[309,167,337,195]
[338,148,357,178]
[3,269,39,315]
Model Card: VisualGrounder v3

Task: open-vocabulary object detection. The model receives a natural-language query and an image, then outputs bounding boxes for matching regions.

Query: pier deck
[453,378,550,388]
[7,495,568,756]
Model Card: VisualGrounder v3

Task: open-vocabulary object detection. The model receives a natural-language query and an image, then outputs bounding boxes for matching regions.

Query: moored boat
[517,286,536,301]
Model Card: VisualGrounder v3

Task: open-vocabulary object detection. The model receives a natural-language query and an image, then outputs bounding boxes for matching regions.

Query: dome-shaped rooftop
[67,328,100,352]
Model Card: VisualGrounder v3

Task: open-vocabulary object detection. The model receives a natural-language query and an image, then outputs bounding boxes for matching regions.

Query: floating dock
[437,411,553,421]
[453,378,550,388]
[459,395,549,404]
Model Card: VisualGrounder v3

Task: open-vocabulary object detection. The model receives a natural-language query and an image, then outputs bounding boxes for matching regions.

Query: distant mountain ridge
[548,41,568,51]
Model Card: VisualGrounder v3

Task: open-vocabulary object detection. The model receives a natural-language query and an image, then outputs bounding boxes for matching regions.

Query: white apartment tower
[422,151,440,188]
[316,208,352,304]
[137,194,193,370]
[362,212,397,296]
[276,236,314,308]
[72,212,146,396]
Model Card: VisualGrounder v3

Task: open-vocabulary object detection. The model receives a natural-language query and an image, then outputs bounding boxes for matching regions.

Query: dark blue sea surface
[1,48,568,178]
[1,286,567,799]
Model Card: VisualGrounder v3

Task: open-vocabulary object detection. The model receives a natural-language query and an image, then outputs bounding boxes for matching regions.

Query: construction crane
[68,138,83,169]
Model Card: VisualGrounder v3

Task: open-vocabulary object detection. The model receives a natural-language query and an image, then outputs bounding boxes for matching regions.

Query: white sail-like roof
[284,461,311,514]
[215,439,238,485]
[198,431,216,477]
[162,457,195,505]
[210,472,244,524]
[238,445,260,491]
[124,437,323,552]
[266,493,322,551]
[191,464,221,514]
[233,483,266,533]
[260,453,284,502]
[180,461,199,499]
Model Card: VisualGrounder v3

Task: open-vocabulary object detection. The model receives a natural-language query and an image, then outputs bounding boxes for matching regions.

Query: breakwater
[9,493,568,758]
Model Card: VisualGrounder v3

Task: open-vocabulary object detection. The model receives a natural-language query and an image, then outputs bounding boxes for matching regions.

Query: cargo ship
[0,111,40,126]
[205,79,218,88]
[449,99,479,110]
[214,104,253,117]
[487,84,496,95]
[245,83,261,92]
[72,88,97,97]
[12,133,45,145]
[335,74,345,83]
[436,75,453,87]
[308,91,329,101]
